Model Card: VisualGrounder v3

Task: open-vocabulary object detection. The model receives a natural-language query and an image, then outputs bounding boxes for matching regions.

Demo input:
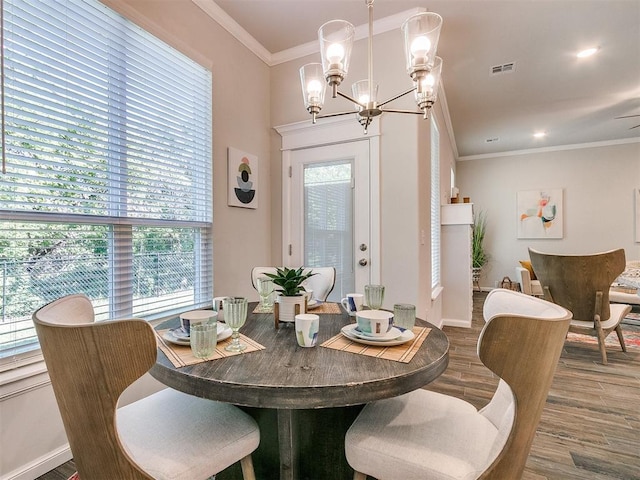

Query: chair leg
[595,327,608,365]
[615,325,627,352]
[240,455,256,480]
[353,472,368,480]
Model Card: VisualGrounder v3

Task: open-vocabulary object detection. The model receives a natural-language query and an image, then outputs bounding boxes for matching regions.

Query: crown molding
[193,1,425,67]
[457,136,640,161]
[192,0,272,65]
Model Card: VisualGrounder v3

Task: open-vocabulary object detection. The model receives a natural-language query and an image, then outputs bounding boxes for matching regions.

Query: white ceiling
[201,0,640,158]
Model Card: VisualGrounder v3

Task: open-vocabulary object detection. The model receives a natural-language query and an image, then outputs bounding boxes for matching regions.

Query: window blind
[430,117,441,288]
[0,0,213,364]
[303,162,353,302]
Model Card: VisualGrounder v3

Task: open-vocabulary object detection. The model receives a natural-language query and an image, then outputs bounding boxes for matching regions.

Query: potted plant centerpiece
[472,210,488,290]
[265,267,316,325]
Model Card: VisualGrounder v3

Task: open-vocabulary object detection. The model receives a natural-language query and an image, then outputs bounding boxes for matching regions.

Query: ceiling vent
[490,62,515,75]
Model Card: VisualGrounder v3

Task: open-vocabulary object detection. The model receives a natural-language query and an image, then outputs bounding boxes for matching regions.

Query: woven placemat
[252,302,342,315]
[155,329,265,368]
[320,326,431,363]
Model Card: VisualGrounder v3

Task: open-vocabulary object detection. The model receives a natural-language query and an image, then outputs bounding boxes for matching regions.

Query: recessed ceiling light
[533,132,546,138]
[577,47,599,58]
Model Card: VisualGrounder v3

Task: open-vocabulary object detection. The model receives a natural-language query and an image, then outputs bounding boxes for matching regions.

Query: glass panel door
[289,141,371,301]
[303,161,354,301]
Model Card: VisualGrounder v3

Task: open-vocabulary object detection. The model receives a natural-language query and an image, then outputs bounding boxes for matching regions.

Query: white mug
[213,296,228,321]
[341,293,364,316]
[295,314,319,347]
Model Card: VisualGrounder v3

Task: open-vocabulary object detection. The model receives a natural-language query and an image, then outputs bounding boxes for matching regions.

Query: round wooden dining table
[150,302,449,480]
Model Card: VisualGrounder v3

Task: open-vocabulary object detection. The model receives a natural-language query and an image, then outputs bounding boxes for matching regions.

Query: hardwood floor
[38,292,640,480]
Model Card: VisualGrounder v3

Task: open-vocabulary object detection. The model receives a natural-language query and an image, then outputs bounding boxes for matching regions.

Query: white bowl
[180,310,218,334]
[356,310,394,337]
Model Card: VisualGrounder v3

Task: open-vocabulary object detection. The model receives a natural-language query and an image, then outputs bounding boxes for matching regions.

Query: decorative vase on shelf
[265,267,316,328]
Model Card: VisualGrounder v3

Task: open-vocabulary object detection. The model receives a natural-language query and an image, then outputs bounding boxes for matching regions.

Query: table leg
[277,409,298,480]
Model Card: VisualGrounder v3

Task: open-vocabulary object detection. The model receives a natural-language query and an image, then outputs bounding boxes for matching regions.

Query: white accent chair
[33,294,260,480]
[516,265,543,296]
[251,266,336,301]
[345,288,571,480]
[529,248,632,365]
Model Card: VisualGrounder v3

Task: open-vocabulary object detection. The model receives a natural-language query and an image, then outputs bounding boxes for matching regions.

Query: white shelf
[441,203,474,225]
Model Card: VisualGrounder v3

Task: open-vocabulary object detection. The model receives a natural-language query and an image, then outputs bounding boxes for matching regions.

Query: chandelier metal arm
[380,108,425,115]
[336,89,366,108]
[377,86,417,108]
[316,110,358,119]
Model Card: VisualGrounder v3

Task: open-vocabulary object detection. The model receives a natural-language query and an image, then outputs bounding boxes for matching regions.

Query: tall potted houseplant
[472,211,488,289]
[265,267,316,324]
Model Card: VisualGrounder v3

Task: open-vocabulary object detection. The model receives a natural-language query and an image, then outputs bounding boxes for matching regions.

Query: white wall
[0,1,273,478]
[456,142,640,290]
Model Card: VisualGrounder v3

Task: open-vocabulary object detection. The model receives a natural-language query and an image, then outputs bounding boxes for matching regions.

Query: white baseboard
[2,445,72,480]
[442,317,472,328]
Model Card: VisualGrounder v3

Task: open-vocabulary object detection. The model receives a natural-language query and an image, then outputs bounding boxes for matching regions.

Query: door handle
[359,258,368,266]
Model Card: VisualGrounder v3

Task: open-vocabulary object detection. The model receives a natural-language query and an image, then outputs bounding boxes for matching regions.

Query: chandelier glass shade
[300,0,444,133]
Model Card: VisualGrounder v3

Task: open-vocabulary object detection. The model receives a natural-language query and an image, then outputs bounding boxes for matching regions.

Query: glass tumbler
[190,323,218,359]
[365,284,385,310]
[393,303,416,331]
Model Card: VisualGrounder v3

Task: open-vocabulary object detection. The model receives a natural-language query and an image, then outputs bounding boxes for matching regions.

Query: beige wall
[457,142,640,289]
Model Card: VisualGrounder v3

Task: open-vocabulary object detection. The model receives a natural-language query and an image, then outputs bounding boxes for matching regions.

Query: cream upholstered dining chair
[33,294,260,480]
[529,248,632,365]
[345,288,571,480]
[251,266,336,301]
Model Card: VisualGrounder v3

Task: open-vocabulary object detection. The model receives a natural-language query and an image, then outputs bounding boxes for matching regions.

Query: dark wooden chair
[33,294,259,480]
[345,289,571,480]
[529,248,632,364]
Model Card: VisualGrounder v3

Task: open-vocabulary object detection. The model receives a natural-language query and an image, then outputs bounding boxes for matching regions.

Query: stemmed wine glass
[256,277,275,308]
[223,297,248,352]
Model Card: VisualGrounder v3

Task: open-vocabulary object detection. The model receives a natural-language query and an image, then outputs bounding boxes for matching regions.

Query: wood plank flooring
[37,292,640,480]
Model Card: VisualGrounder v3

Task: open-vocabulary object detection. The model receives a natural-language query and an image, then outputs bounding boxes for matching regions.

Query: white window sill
[0,355,51,400]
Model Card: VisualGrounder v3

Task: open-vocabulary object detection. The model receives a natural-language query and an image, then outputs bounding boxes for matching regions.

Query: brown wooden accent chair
[345,289,571,480]
[33,294,259,480]
[529,248,632,365]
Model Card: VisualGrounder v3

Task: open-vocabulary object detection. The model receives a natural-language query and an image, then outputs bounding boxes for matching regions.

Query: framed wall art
[228,147,258,209]
[517,188,563,239]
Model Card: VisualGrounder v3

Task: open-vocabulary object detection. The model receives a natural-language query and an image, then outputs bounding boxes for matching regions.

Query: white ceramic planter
[276,295,306,323]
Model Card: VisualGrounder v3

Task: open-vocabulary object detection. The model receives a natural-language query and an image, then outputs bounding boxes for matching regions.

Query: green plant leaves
[264,267,316,296]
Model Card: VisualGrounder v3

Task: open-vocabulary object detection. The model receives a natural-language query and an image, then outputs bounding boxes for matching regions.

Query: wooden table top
[150,303,449,409]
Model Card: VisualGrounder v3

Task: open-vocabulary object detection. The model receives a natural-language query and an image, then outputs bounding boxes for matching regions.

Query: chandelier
[300,0,443,133]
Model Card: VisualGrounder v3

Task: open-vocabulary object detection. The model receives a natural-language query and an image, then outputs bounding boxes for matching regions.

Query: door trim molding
[275,117,381,283]
[274,117,380,151]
